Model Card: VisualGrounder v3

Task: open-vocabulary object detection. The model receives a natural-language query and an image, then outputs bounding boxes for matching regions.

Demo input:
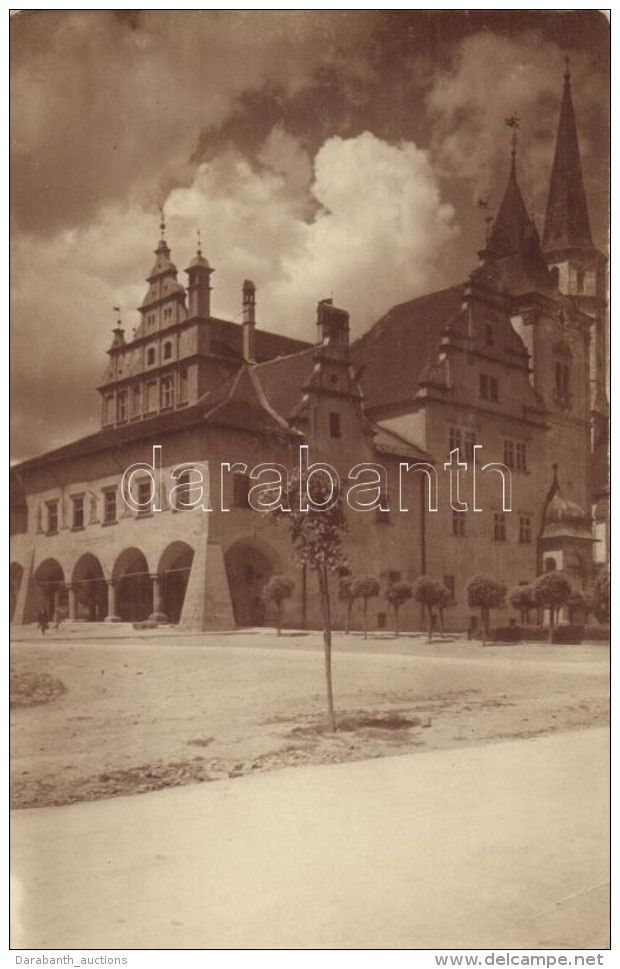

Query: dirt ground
[10,629,610,809]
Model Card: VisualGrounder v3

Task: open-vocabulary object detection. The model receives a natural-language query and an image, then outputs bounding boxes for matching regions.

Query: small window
[448,426,462,454]
[146,381,158,413]
[576,269,585,293]
[515,442,527,471]
[103,489,117,524]
[484,324,494,346]
[329,412,341,439]
[132,384,142,417]
[479,374,489,400]
[72,495,84,529]
[174,470,192,511]
[490,377,499,401]
[452,511,466,537]
[494,513,506,542]
[550,266,560,288]
[136,479,153,517]
[164,308,172,322]
[146,347,156,366]
[233,474,251,508]
[519,516,532,544]
[103,394,114,426]
[163,341,172,360]
[117,391,128,423]
[503,439,515,469]
[46,501,58,535]
[463,430,475,462]
[161,376,174,410]
[178,367,188,403]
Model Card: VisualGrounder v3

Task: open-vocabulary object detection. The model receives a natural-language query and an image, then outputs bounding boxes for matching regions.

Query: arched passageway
[34,558,66,621]
[72,554,107,622]
[224,538,280,627]
[112,548,152,622]
[10,562,23,622]
[158,542,195,624]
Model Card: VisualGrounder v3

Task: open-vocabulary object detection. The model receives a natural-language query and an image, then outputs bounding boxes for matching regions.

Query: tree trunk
[394,605,399,637]
[363,598,368,640]
[346,599,352,635]
[318,566,336,731]
[439,607,444,636]
[481,606,487,647]
[427,605,433,642]
[277,602,282,636]
[548,605,555,644]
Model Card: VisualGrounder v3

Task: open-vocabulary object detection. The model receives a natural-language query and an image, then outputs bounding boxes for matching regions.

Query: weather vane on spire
[113,304,121,324]
[159,206,166,240]
[197,228,202,255]
[505,113,521,157]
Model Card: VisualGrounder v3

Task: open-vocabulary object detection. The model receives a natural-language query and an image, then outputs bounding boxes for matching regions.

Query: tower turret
[185,231,214,320]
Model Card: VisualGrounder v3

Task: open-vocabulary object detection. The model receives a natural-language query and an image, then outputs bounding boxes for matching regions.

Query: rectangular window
[329,412,341,438]
[494,513,506,541]
[516,442,527,471]
[179,367,188,403]
[503,439,515,469]
[46,501,58,535]
[146,381,158,413]
[103,394,114,425]
[161,376,174,410]
[479,374,488,399]
[72,495,84,529]
[174,470,192,511]
[103,489,117,524]
[452,511,466,537]
[464,430,475,462]
[117,391,128,423]
[519,516,532,544]
[233,474,251,508]
[136,480,153,517]
[448,426,462,455]
[490,377,499,401]
[163,341,172,359]
[131,385,142,418]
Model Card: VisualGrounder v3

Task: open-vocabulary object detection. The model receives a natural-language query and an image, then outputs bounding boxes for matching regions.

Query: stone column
[67,584,77,622]
[149,574,168,623]
[105,580,122,623]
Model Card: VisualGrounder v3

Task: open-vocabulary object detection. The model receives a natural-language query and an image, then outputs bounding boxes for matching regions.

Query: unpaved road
[11,728,610,949]
[10,631,609,808]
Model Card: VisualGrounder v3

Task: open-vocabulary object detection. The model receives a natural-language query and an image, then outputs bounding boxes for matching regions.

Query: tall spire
[484,114,532,258]
[542,60,593,252]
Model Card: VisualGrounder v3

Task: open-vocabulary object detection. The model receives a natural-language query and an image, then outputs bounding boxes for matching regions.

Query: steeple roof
[485,156,533,259]
[542,64,593,252]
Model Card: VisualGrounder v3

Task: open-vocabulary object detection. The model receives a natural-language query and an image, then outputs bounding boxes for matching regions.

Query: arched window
[146,347,156,366]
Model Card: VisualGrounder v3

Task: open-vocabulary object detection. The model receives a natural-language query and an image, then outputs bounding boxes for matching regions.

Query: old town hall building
[10,68,608,633]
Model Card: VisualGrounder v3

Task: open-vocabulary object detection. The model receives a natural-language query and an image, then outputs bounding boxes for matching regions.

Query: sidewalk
[11,728,609,949]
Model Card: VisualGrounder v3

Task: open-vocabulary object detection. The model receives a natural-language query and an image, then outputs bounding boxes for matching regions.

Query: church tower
[542,63,608,562]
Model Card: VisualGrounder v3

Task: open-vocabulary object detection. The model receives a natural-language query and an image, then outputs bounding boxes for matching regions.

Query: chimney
[316,298,349,346]
[242,279,256,361]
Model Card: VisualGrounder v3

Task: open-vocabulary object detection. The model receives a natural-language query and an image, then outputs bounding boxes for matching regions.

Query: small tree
[509,584,537,625]
[532,572,573,643]
[352,575,380,640]
[466,574,507,646]
[263,574,295,636]
[269,469,347,731]
[385,580,413,637]
[339,575,358,634]
[412,576,442,642]
[435,584,453,636]
[593,567,610,624]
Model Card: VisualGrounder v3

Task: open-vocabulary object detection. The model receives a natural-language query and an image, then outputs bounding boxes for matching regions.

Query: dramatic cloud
[426,30,608,221]
[10,9,380,235]
[10,129,457,459]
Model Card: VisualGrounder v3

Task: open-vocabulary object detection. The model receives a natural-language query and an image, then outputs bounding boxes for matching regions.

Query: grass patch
[10,667,66,709]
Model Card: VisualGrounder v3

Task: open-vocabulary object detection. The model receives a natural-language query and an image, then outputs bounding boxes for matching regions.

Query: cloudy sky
[10,9,609,462]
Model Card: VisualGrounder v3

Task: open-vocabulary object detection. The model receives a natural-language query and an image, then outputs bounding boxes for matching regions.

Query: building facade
[10,69,608,634]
